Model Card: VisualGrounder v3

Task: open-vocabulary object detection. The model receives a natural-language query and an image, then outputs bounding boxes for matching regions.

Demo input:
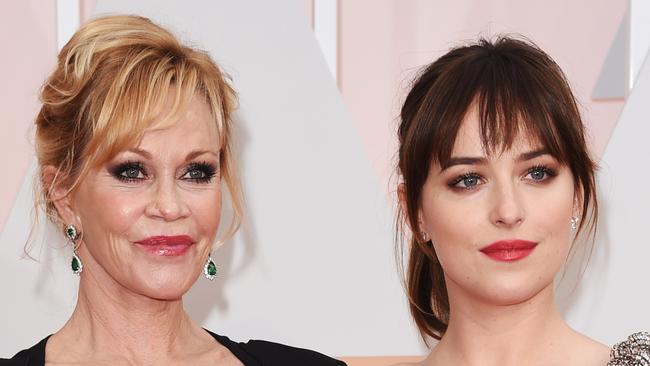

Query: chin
[131,269,198,301]
[474,270,555,306]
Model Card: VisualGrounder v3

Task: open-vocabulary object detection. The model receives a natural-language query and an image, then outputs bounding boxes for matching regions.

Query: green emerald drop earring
[66,224,83,275]
[203,253,217,281]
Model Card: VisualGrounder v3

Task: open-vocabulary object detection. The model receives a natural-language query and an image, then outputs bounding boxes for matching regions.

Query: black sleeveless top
[0,330,346,366]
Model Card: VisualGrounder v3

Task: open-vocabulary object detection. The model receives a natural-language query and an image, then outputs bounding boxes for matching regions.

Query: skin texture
[45,97,243,365]
[396,108,610,366]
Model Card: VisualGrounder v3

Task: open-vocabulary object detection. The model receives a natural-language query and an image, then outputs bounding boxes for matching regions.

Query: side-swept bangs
[75,36,233,177]
[35,15,241,243]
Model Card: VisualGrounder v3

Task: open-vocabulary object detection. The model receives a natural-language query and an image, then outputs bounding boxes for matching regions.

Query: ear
[42,165,79,228]
[397,183,407,215]
[572,184,585,218]
[398,182,425,233]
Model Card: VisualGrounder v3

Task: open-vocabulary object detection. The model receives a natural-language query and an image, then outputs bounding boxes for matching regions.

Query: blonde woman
[3,15,345,366]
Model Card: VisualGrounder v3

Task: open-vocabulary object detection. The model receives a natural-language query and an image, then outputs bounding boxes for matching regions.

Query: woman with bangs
[394,37,648,366]
[2,15,345,366]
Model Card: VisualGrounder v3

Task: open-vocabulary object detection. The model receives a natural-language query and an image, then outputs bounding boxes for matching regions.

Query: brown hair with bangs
[396,36,598,341]
[33,15,242,249]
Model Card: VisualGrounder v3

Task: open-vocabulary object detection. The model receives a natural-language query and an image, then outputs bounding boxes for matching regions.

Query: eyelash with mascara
[110,161,147,183]
[448,172,481,189]
[447,164,558,190]
[109,160,218,184]
[526,164,557,179]
[182,161,218,183]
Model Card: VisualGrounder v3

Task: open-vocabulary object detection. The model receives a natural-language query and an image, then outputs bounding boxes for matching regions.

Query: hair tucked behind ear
[396,36,598,341]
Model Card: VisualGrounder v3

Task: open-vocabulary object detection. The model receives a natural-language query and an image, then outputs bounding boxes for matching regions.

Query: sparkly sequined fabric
[608,332,650,366]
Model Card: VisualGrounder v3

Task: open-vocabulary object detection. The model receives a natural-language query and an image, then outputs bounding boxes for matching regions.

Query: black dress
[0,330,347,366]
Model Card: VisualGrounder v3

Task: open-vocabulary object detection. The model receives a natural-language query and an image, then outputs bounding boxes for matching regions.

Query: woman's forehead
[134,100,220,153]
[451,109,546,158]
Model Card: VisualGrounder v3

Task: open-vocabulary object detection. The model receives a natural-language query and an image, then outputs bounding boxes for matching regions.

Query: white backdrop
[559,52,650,341]
[0,0,648,359]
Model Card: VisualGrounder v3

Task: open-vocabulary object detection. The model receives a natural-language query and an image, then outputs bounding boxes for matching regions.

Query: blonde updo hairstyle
[34,15,242,246]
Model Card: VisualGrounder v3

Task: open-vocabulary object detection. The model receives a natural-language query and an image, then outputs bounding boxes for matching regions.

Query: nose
[488,179,524,228]
[145,178,190,221]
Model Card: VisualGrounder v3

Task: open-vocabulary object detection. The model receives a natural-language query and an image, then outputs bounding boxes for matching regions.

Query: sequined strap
[608,332,650,366]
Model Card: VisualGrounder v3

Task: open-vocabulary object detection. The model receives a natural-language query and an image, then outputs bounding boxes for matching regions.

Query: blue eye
[530,170,545,180]
[450,173,483,190]
[526,165,556,182]
[110,161,147,182]
[123,167,143,179]
[186,169,206,179]
[181,162,218,183]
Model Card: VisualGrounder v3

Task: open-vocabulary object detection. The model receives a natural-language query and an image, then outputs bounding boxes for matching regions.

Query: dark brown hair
[396,36,598,341]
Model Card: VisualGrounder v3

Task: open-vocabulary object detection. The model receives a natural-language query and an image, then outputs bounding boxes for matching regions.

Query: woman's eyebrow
[517,149,548,162]
[441,157,487,171]
[126,148,153,159]
[185,149,218,161]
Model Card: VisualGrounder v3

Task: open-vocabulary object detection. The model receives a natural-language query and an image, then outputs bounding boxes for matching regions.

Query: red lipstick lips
[135,235,194,256]
[480,239,537,262]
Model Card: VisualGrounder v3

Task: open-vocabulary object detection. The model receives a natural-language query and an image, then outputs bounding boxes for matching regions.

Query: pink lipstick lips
[134,235,194,256]
[479,239,537,262]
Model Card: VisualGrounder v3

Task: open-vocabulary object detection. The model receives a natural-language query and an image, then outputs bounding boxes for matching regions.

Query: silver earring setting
[570,216,579,230]
[66,224,83,275]
[204,253,217,280]
[420,230,430,243]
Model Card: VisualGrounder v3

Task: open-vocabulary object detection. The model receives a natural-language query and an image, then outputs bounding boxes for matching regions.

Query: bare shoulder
[582,341,611,365]
[194,330,245,366]
[567,330,611,365]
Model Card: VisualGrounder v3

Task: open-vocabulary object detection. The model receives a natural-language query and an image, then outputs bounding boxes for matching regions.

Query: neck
[52,256,205,364]
[429,281,573,366]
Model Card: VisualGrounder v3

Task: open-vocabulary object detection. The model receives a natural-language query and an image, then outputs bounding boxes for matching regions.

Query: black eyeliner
[448,171,482,188]
[109,161,147,183]
[182,161,218,183]
[527,164,557,178]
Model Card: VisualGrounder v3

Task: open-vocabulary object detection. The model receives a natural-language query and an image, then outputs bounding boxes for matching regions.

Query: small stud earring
[66,224,83,275]
[204,253,217,280]
[420,231,430,243]
[570,216,579,230]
